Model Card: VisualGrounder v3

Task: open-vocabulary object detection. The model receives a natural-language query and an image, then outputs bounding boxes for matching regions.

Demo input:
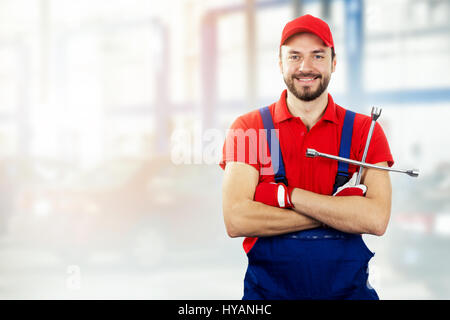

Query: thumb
[348,172,358,186]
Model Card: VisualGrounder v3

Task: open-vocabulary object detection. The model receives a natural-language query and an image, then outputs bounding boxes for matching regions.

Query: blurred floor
[0,222,446,300]
[364,235,435,300]
[0,164,448,300]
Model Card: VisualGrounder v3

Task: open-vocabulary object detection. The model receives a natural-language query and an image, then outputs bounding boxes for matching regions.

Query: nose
[298,56,314,73]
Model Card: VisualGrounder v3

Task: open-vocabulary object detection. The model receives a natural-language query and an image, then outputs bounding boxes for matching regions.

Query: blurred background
[0,0,449,299]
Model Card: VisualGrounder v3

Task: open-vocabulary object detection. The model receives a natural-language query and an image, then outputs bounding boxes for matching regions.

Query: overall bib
[242,107,379,300]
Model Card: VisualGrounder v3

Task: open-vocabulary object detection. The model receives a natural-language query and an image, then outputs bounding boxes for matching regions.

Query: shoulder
[335,103,373,133]
[229,105,274,130]
[336,104,394,166]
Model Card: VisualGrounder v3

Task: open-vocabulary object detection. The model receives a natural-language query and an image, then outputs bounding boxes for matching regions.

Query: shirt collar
[321,93,339,124]
[273,90,339,125]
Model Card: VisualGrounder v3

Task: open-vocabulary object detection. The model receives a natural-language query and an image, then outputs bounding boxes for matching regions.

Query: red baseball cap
[280,14,334,50]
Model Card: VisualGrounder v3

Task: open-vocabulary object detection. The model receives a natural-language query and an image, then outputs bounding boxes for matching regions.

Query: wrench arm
[356,120,376,183]
[356,107,382,184]
[306,148,419,177]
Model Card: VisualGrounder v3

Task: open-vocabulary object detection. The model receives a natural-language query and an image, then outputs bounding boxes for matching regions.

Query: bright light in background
[383,104,450,175]
[33,199,52,217]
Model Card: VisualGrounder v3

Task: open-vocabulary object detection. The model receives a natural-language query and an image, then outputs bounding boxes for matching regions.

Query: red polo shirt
[220,90,394,195]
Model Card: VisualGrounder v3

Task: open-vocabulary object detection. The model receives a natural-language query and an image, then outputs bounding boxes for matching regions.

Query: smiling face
[279,32,336,102]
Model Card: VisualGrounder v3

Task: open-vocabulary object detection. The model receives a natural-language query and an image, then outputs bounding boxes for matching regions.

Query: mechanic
[220,14,394,300]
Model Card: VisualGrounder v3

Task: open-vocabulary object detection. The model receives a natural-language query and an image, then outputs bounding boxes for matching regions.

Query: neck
[286,90,329,130]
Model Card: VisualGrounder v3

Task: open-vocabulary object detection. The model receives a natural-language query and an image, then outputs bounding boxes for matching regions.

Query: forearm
[223,198,321,238]
[290,188,388,236]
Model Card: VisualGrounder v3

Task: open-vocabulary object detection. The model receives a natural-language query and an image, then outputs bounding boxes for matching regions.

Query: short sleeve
[358,121,394,167]
[219,116,260,172]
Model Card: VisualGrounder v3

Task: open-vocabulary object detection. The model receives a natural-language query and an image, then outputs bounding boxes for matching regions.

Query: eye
[289,55,299,60]
[314,55,324,59]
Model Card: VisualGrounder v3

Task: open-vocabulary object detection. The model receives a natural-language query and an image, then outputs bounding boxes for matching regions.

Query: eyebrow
[287,49,326,54]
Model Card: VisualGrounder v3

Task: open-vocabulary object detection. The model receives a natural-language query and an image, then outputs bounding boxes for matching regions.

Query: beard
[283,71,331,102]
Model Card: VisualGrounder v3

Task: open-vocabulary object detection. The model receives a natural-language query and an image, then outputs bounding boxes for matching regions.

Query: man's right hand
[333,172,367,197]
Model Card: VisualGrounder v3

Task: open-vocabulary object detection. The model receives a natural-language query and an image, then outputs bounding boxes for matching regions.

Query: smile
[295,76,319,84]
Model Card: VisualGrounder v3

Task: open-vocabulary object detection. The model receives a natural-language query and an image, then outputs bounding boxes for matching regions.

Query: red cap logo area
[280,14,334,50]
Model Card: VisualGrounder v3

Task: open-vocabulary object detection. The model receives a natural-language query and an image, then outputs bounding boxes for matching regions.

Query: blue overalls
[242,106,379,300]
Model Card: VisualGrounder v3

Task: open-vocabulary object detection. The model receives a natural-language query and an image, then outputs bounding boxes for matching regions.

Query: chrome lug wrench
[305,148,419,177]
[356,107,382,184]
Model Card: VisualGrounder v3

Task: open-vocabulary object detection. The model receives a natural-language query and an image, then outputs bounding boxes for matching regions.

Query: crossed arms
[222,161,392,238]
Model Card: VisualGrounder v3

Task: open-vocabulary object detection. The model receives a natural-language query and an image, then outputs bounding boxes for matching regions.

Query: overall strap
[259,106,288,186]
[333,110,356,193]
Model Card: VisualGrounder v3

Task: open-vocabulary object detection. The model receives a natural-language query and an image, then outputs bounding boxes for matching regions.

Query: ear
[278,46,286,74]
[331,54,337,73]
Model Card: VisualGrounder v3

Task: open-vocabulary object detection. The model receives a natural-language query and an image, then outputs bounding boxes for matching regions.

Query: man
[219,14,393,300]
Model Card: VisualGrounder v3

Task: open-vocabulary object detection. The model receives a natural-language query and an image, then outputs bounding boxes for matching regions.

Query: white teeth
[298,78,314,81]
